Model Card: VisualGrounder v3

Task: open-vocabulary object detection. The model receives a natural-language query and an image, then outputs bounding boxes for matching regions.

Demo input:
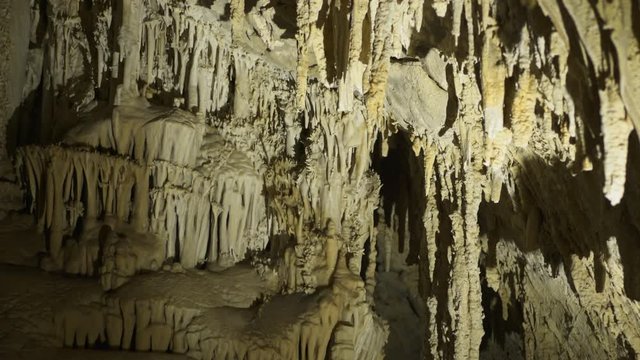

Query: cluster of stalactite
[264,80,382,294]
[15,144,265,271]
[393,0,640,358]
[28,0,299,144]
[14,0,399,301]
[8,0,640,358]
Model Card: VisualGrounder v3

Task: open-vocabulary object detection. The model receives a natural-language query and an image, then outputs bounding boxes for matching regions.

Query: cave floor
[374,267,424,360]
[0,252,337,359]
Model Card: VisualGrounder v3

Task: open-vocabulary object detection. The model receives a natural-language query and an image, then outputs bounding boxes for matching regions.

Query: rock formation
[0,0,639,359]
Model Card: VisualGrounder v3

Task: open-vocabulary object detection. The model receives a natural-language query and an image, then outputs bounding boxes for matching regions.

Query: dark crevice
[372,131,425,265]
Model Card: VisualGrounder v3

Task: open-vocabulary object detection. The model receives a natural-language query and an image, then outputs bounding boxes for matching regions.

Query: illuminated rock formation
[1,0,640,359]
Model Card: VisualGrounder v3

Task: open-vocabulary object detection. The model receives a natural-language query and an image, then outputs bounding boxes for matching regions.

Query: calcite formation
[1,0,640,359]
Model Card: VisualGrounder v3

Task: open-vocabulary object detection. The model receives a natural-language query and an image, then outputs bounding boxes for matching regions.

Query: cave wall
[414,0,640,359]
[0,0,33,214]
[1,0,640,359]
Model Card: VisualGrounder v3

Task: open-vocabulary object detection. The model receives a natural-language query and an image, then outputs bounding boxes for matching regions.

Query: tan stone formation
[1,0,640,359]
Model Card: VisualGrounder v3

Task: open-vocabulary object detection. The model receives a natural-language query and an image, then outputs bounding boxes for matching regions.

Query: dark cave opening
[371,130,427,360]
[372,131,426,265]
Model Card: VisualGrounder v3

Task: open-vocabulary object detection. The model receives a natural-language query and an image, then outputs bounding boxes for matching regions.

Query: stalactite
[119,0,143,98]
[295,0,312,111]
[480,1,506,141]
[230,0,245,44]
[366,0,393,132]
[599,79,633,205]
